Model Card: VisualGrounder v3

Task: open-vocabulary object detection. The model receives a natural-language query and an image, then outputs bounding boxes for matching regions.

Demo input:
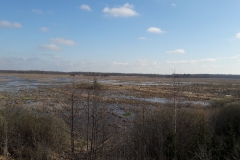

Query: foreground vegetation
[0,77,240,159]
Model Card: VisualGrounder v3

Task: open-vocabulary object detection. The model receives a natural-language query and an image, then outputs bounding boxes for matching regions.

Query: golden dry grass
[1,73,240,103]
[1,73,240,84]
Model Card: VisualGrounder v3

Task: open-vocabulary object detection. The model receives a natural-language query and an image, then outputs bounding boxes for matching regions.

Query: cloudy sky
[1,0,240,74]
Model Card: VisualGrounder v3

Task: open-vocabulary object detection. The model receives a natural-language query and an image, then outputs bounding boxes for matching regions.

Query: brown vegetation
[0,74,240,159]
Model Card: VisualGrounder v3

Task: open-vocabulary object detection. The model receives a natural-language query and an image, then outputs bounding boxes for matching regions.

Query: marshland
[0,73,240,159]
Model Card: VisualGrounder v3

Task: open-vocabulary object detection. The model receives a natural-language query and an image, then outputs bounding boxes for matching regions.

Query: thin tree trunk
[90,95,95,160]
[86,90,90,160]
[71,93,75,159]
[173,69,177,160]
[4,118,8,160]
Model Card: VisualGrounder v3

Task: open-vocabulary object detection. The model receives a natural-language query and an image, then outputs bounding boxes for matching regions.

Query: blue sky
[1,0,240,74]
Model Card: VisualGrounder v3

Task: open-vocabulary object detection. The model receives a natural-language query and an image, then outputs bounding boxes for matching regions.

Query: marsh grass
[1,74,240,159]
[123,112,131,116]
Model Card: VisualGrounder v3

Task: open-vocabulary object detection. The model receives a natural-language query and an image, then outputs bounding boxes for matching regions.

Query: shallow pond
[109,94,209,106]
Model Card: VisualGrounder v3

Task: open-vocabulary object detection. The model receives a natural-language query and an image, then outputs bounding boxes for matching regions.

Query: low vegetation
[0,76,240,159]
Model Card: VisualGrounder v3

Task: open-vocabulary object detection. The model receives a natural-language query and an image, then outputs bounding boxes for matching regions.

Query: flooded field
[1,73,240,159]
[1,73,240,116]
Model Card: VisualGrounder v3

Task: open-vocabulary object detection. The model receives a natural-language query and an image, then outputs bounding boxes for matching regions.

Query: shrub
[209,98,234,108]
[213,102,240,137]
[210,102,240,159]
[0,106,69,159]
[129,107,206,159]
[123,112,131,116]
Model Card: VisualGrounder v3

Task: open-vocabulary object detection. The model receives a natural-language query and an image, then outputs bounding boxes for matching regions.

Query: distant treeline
[0,70,240,79]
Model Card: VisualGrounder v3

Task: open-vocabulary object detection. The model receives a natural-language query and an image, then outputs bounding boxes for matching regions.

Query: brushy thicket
[0,98,240,159]
[131,102,240,160]
[0,106,69,159]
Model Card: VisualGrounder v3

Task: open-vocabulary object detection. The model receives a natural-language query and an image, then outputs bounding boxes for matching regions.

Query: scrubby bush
[213,102,240,137]
[0,106,69,159]
[128,107,207,160]
[209,98,234,108]
[210,102,240,159]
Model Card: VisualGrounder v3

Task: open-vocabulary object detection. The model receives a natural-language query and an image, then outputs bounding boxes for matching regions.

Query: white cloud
[139,37,153,41]
[135,59,160,67]
[201,58,217,62]
[41,53,62,59]
[110,59,161,73]
[201,64,220,68]
[31,9,43,14]
[50,38,76,45]
[147,27,164,34]
[230,55,240,59]
[80,4,91,11]
[112,62,130,66]
[39,44,61,51]
[103,3,139,17]
[236,33,240,38]
[51,56,62,59]
[166,49,186,54]
[139,37,148,40]
[167,58,216,64]
[0,56,162,73]
[4,55,238,74]
[167,60,186,64]
[171,3,176,7]
[40,27,49,32]
[0,20,22,28]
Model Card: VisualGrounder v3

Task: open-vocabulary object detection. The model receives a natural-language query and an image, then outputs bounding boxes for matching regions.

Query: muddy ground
[0,73,239,132]
[0,73,240,116]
